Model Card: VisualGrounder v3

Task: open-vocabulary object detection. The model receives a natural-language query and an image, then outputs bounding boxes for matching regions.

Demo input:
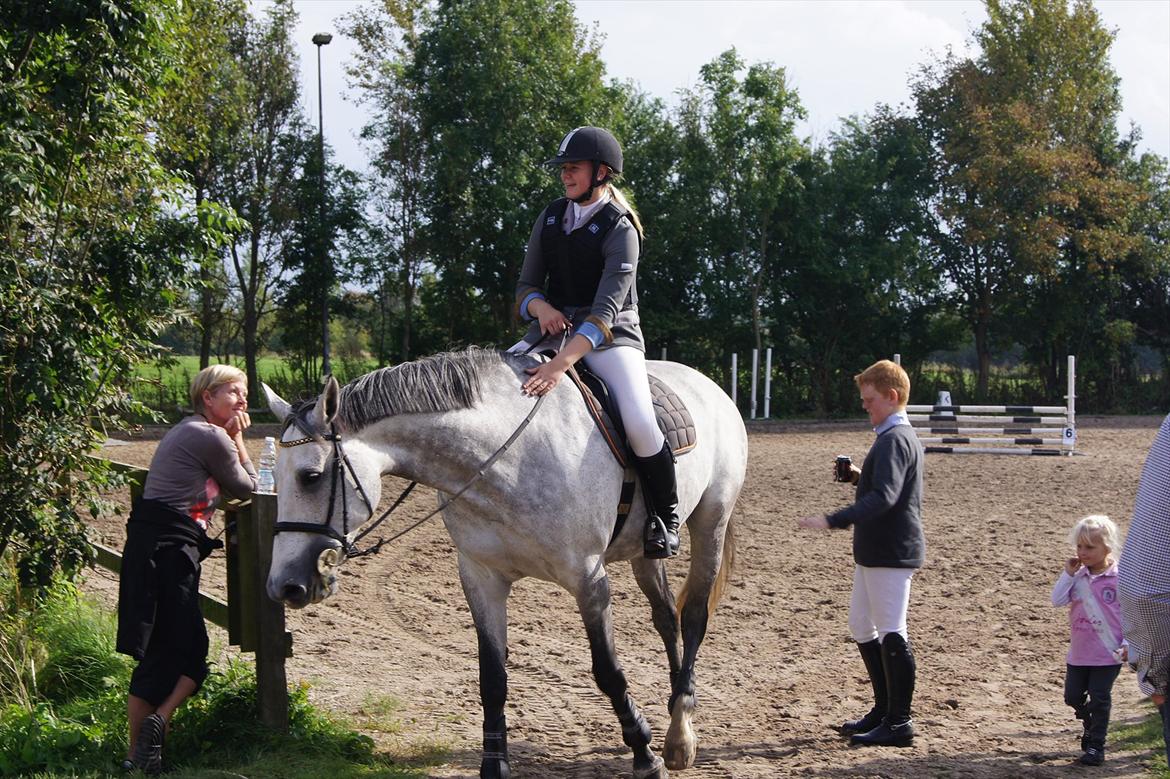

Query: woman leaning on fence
[115,365,257,774]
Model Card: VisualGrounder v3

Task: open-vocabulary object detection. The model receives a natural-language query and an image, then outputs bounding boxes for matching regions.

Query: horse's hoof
[479,757,510,779]
[665,693,697,769]
[633,755,668,779]
[664,734,696,770]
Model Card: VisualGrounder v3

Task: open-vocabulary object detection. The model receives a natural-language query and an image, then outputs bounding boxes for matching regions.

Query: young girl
[511,126,680,559]
[1051,515,1127,766]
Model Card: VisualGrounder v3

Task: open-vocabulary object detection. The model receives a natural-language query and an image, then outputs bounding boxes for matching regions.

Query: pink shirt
[1051,564,1124,666]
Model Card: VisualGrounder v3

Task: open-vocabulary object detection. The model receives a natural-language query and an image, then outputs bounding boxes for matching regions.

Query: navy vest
[539,198,630,308]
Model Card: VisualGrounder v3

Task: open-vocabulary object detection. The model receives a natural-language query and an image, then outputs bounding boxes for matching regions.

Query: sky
[269,0,1170,174]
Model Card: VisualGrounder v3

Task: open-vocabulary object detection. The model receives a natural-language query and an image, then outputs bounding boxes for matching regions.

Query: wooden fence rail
[88,458,290,731]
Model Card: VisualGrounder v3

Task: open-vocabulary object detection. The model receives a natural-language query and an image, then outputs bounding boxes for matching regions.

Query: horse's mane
[280,347,531,436]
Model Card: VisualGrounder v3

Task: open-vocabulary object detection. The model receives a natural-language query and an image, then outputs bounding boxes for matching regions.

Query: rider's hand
[523,359,567,396]
[529,299,570,336]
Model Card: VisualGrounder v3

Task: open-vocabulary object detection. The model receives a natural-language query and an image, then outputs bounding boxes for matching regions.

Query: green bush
[1,563,438,777]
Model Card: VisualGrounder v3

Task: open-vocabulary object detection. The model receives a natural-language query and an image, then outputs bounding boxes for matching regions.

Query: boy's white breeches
[848,564,915,643]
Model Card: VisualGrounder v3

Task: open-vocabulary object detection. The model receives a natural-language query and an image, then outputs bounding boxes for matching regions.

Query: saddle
[565,365,697,469]
[564,362,697,549]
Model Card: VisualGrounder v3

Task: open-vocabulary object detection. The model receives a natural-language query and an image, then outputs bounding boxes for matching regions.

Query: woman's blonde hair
[1069,514,1122,563]
[190,364,247,413]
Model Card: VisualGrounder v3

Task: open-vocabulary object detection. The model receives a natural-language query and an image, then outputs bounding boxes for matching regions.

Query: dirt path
[82,417,1167,777]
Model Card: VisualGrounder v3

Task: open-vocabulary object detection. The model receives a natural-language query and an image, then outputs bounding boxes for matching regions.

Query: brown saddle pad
[566,367,696,468]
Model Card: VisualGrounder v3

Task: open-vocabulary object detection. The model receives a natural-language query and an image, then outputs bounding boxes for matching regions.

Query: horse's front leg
[577,562,668,779]
[458,554,513,779]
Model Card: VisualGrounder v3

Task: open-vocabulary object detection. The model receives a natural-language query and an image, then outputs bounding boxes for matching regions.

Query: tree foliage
[913,0,1144,400]
[0,1,234,582]
[411,0,610,345]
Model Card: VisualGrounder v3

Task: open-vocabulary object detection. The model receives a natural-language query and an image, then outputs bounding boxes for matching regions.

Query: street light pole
[312,32,333,377]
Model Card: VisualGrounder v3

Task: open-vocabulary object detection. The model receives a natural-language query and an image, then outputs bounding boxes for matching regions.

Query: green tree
[775,110,945,414]
[215,0,305,393]
[276,145,368,390]
[605,83,688,360]
[913,0,1140,399]
[674,49,806,381]
[0,1,232,581]
[412,0,609,347]
[1117,152,1170,407]
[341,0,429,363]
[153,0,250,370]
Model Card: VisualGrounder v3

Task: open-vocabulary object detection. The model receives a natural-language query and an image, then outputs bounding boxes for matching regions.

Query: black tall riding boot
[841,639,887,734]
[851,632,916,747]
[634,442,680,559]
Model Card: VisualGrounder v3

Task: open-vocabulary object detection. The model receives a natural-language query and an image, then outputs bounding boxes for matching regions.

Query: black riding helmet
[544,126,623,203]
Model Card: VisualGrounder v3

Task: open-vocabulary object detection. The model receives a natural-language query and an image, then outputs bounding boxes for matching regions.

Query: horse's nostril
[280,582,308,604]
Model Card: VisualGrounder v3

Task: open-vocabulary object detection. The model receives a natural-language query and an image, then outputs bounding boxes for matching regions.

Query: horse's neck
[368,384,537,491]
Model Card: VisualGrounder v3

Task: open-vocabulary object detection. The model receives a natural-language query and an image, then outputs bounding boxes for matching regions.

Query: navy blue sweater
[827,424,925,568]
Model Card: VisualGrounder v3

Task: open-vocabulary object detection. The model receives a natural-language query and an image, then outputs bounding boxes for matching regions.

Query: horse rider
[511,125,680,559]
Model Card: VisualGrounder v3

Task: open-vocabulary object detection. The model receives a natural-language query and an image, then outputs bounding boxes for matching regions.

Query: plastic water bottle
[257,436,277,494]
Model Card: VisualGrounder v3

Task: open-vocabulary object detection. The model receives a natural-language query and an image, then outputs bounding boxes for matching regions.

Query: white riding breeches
[848,564,915,643]
[580,346,664,458]
[507,339,664,458]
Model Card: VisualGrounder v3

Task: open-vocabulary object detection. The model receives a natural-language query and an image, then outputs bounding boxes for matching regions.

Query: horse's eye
[299,470,323,486]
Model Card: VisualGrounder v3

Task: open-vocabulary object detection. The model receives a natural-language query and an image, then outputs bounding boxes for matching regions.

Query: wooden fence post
[250,493,289,732]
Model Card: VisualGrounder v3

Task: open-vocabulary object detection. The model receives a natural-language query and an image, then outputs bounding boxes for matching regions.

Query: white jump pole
[893,352,901,365]
[750,348,759,420]
[661,346,667,361]
[1067,354,1076,452]
[764,347,773,418]
[730,353,737,405]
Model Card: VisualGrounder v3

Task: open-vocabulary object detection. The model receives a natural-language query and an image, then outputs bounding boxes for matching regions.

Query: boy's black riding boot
[851,633,916,747]
[842,639,887,734]
[635,442,680,559]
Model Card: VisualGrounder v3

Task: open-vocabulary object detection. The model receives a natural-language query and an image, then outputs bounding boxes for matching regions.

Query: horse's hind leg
[661,499,734,770]
[631,557,691,769]
[630,556,683,695]
[576,562,668,779]
[458,554,513,779]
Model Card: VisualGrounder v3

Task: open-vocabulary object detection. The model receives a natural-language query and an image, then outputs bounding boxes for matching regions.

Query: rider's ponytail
[608,184,644,240]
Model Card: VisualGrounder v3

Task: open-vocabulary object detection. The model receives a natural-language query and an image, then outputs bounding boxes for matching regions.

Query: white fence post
[730,353,737,405]
[764,347,772,419]
[750,349,759,420]
[661,346,667,361]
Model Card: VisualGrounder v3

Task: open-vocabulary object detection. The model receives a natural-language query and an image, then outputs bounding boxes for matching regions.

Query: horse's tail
[677,513,736,617]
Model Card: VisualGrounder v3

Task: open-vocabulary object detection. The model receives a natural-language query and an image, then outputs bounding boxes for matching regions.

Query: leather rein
[272,390,547,560]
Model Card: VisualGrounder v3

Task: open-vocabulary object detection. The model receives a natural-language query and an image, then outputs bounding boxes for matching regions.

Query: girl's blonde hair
[1069,514,1122,562]
[190,364,247,413]
[607,181,644,239]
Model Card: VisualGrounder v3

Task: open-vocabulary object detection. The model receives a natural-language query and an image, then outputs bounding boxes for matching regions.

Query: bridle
[272,420,387,556]
[272,383,548,561]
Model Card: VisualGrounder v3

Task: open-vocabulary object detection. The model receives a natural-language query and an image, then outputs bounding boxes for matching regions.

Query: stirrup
[644,516,677,559]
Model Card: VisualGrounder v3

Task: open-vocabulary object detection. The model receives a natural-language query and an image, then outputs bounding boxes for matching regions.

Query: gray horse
[263,347,746,778]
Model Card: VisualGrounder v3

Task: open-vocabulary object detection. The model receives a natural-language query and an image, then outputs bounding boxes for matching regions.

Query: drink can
[835,455,852,482]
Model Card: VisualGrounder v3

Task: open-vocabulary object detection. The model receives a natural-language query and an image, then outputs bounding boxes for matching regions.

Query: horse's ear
[262,383,292,423]
[316,375,341,426]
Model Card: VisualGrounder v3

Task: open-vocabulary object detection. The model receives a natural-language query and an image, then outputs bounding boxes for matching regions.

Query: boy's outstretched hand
[798,515,830,530]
